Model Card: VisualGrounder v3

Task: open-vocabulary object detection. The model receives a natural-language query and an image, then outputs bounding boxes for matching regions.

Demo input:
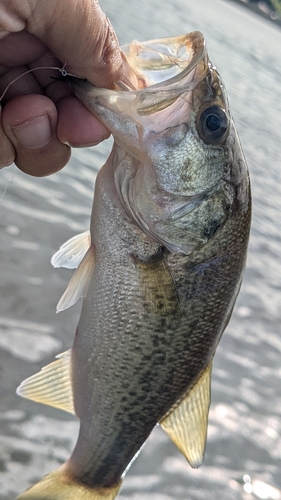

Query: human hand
[0,0,136,176]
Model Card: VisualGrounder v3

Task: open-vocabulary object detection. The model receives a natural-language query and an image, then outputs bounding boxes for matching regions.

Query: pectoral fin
[160,362,212,468]
[16,350,75,415]
[56,245,95,313]
[51,231,91,269]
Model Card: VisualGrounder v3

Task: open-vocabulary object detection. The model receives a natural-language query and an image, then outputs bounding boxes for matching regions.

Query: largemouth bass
[16,31,251,499]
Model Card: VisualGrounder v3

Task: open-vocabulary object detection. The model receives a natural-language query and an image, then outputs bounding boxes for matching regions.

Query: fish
[15,31,251,499]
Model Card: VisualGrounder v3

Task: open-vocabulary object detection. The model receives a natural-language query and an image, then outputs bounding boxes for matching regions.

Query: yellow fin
[56,245,95,313]
[160,362,212,468]
[16,465,122,499]
[51,231,91,269]
[16,350,75,415]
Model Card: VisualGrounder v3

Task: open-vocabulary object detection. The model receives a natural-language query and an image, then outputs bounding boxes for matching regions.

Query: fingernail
[11,114,52,149]
[61,135,110,148]
[62,140,103,148]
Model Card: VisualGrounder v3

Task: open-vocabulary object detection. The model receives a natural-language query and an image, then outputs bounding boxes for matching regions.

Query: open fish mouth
[121,30,208,90]
[66,31,209,130]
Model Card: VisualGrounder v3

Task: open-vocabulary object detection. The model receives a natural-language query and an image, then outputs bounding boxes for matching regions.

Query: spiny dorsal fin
[56,245,95,313]
[16,350,75,415]
[160,362,212,468]
[51,231,91,269]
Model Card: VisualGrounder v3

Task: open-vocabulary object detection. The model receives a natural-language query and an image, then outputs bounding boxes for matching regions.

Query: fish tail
[16,465,122,500]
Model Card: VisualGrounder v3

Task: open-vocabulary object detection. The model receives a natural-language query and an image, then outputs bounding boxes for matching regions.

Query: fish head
[68,31,249,254]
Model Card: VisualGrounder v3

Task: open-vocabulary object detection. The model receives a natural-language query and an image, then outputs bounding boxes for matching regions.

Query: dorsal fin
[51,231,91,269]
[160,362,212,468]
[16,350,75,415]
[56,244,95,313]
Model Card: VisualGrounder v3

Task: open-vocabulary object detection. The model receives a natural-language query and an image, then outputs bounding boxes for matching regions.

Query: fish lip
[142,30,207,90]
[120,30,207,90]
[63,31,208,99]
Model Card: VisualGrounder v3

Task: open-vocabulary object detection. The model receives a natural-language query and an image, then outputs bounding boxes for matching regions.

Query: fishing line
[0,66,63,102]
[0,64,87,206]
[0,66,66,209]
[0,65,88,206]
[0,163,16,209]
[0,64,87,103]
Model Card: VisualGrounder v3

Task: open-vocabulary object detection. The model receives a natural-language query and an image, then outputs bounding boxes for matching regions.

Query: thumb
[9,0,136,88]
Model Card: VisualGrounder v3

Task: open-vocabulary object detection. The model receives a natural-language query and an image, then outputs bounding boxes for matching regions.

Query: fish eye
[197,105,228,144]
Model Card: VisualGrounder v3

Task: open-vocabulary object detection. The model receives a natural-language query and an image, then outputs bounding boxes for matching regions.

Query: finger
[0,39,68,104]
[0,66,43,103]
[21,0,138,88]
[2,94,70,176]
[0,108,15,168]
[56,97,110,147]
[28,49,67,89]
[0,30,47,66]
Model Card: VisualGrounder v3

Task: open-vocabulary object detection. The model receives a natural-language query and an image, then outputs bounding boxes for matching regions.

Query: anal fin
[16,350,75,415]
[160,362,212,468]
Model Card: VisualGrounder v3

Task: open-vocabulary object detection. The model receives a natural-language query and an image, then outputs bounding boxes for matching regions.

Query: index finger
[7,0,137,88]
